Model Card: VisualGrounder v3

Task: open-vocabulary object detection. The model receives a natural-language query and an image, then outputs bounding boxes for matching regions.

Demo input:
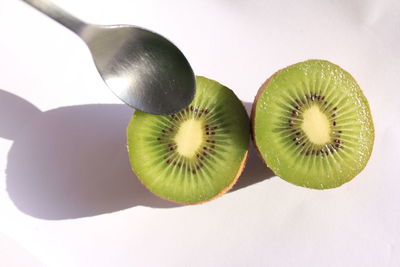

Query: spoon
[22,0,196,115]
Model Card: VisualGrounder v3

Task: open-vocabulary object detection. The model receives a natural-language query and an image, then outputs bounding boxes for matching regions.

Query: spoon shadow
[1,90,273,220]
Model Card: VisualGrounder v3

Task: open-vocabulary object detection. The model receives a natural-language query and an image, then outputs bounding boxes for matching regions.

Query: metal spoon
[22,0,195,115]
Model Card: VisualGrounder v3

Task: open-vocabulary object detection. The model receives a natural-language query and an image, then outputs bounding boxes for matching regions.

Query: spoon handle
[21,0,88,35]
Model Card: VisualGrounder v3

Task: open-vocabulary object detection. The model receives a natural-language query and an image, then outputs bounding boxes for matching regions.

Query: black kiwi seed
[279,90,350,157]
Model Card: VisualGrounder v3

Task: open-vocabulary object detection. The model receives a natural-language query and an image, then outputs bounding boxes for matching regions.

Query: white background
[0,0,399,266]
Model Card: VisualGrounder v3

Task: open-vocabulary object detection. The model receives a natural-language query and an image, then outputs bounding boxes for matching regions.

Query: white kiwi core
[301,105,331,145]
[174,119,204,157]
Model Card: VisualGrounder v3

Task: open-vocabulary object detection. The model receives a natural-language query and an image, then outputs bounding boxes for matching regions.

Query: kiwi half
[127,76,250,204]
[252,60,374,189]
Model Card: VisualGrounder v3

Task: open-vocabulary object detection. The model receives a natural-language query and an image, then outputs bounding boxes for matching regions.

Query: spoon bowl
[22,0,195,114]
[83,25,195,114]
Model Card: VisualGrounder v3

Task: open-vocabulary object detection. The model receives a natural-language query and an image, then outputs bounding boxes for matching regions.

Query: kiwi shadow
[1,90,180,220]
[1,92,273,220]
[231,102,275,191]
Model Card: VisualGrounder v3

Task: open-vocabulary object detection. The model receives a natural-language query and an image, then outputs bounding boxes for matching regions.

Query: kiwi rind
[131,150,249,206]
[127,76,250,204]
[252,59,374,189]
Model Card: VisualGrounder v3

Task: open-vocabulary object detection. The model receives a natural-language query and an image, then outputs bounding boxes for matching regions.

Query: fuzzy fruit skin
[250,68,283,168]
[251,59,375,189]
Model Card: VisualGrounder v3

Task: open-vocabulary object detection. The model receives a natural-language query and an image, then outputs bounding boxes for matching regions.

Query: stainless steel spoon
[22,0,195,115]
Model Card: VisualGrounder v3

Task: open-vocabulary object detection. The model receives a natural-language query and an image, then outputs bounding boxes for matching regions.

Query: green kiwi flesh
[252,60,374,189]
[127,76,250,204]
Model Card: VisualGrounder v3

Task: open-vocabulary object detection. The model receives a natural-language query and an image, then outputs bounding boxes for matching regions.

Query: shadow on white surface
[232,102,275,191]
[1,91,273,220]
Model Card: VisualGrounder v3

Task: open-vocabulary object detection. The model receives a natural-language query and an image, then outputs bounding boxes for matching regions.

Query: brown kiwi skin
[250,67,284,170]
[251,59,375,183]
[127,103,250,205]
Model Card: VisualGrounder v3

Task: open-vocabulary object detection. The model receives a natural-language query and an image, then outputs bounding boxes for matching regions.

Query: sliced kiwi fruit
[127,76,250,204]
[252,60,374,189]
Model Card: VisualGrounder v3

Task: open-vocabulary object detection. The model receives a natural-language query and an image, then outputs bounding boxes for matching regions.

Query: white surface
[0,0,399,266]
